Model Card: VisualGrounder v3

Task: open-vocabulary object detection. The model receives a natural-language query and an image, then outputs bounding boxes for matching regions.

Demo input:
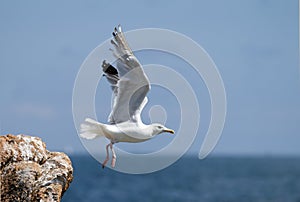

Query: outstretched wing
[102,25,150,124]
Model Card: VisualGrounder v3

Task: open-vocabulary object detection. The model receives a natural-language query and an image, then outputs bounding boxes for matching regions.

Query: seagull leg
[110,143,117,168]
[102,143,110,169]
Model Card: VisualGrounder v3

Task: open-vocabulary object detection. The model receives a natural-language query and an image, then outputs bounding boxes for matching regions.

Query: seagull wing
[102,25,150,124]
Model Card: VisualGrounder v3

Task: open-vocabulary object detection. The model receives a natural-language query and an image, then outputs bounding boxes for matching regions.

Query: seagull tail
[79,118,105,139]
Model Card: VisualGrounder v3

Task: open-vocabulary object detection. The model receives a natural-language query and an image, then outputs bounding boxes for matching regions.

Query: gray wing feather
[103,25,150,124]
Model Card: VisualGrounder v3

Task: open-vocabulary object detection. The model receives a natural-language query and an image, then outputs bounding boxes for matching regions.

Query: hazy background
[0,0,299,157]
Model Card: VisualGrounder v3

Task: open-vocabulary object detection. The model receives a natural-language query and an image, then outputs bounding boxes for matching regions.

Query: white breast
[103,122,153,143]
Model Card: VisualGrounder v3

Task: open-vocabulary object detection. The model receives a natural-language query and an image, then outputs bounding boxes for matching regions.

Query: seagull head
[150,123,175,136]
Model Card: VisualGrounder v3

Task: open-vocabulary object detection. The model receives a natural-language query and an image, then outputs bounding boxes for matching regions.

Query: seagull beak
[163,128,175,134]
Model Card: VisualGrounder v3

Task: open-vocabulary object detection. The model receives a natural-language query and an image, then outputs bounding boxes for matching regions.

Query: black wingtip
[102,60,118,75]
[110,39,117,46]
[105,65,118,75]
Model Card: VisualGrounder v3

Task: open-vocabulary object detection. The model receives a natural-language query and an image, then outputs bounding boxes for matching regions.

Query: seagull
[79,25,175,169]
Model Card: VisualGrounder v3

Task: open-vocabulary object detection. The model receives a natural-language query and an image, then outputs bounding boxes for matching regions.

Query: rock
[0,134,73,202]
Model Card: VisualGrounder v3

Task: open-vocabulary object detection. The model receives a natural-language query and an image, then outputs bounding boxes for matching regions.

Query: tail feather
[79,118,104,139]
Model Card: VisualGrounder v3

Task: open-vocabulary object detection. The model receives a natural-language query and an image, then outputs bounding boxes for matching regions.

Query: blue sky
[0,0,299,156]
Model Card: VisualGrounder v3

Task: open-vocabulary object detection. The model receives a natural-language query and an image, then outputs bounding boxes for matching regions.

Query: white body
[80,118,153,143]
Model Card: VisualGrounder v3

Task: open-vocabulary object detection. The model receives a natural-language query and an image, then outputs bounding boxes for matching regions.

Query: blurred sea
[63,155,300,202]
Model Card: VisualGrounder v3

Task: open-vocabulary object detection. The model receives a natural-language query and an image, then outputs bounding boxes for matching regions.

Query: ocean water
[63,155,300,202]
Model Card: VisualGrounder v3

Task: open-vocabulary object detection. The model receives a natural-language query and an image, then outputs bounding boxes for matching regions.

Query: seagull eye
[157,126,163,129]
